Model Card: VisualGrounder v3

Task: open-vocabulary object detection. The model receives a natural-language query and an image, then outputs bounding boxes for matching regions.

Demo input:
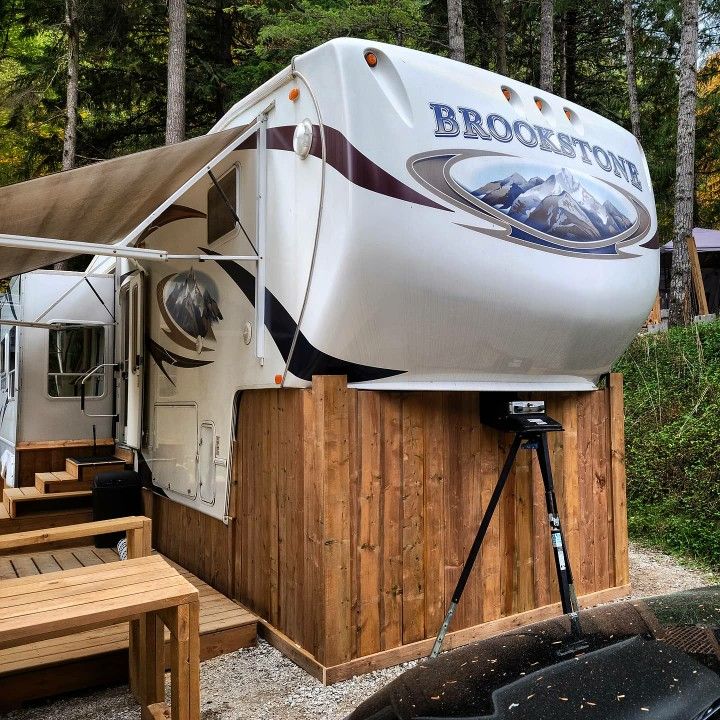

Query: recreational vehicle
[0,271,114,487]
[0,37,660,523]
[0,39,659,678]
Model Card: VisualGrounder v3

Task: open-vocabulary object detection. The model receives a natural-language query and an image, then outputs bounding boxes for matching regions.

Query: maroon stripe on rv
[240,124,449,211]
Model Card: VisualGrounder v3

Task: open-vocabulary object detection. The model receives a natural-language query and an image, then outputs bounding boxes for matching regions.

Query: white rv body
[127,40,659,522]
[0,271,114,486]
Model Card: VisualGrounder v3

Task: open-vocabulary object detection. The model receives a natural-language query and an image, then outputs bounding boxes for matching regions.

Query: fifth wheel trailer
[0,38,658,674]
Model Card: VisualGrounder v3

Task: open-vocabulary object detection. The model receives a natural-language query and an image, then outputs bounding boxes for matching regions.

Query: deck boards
[0,544,257,707]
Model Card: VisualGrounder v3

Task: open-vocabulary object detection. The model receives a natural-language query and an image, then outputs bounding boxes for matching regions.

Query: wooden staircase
[1,455,127,528]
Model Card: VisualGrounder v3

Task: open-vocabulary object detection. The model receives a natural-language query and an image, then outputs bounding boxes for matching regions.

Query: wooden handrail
[0,516,152,558]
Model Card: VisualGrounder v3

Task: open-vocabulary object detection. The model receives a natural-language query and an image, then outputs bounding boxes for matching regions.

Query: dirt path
[8,541,718,720]
[628,541,718,598]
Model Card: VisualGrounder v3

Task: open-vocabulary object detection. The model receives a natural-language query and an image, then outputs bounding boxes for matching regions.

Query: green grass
[614,321,720,571]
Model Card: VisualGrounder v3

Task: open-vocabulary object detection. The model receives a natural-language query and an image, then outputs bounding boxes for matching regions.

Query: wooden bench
[0,517,200,720]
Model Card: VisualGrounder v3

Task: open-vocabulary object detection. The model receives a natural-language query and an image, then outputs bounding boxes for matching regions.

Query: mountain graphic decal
[472,168,634,242]
[165,269,223,340]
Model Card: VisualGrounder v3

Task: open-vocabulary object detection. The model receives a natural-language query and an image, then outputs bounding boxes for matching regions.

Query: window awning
[0,125,250,280]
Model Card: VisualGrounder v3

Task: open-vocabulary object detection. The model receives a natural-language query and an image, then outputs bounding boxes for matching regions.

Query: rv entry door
[118,274,144,448]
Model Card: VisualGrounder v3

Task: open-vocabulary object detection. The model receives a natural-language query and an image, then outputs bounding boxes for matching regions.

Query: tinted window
[207,168,238,244]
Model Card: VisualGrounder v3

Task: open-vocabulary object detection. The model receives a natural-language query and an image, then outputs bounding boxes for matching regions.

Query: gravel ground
[7,541,719,720]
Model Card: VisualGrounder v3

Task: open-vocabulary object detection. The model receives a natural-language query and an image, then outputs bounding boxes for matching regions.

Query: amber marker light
[274,374,283,385]
[502,87,512,101]
[288,87,300,102]
[564,108,573,120]
[364,51,378,68]
[535,97,543,111]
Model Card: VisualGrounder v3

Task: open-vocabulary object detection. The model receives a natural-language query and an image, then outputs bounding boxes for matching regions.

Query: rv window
[47,325,105,398]
[207,166,239,244]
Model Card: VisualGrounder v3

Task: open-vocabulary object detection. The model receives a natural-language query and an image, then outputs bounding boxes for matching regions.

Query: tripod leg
[535,433,581,628]
[430,433,523,658]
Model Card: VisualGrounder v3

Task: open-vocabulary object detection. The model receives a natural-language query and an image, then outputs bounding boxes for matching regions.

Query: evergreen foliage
[0,0,719,240]
[615,321,720,569]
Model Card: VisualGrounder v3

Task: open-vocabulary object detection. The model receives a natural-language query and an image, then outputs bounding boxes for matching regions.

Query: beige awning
[0,126,249,279]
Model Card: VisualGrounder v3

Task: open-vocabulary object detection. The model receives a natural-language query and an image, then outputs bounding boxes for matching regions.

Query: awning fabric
[0,126,247,279]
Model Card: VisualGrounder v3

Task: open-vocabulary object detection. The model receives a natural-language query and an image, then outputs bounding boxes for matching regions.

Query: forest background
[0,0,719,246]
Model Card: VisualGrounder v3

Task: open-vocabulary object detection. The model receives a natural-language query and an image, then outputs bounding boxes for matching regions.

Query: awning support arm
[0,235,259,264]
[255,108,269,365]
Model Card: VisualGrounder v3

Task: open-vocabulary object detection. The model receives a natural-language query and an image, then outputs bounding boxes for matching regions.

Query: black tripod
[430,415,583,658]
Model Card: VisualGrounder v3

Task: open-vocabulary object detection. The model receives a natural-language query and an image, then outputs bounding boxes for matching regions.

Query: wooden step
[3,488,92,519]
[65,457,126,483]
[34,472,91,495]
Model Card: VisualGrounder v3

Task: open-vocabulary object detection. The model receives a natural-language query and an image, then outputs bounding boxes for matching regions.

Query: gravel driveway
[7,541,719,720]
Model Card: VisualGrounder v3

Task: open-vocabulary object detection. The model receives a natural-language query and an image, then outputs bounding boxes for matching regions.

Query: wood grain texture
[14,441,114,488]
[227,378,627,666]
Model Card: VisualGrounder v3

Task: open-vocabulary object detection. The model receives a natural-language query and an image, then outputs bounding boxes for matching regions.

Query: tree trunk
[539,0,553,92]
[62,0,79,171]
[165,0,186,145]
[495,0,507,75]
[668,0,699,327]
[55,0,79,272]
[559,12,566,98]
[447,0,465,63]
[565,8,577,101]
[623,0,642,140]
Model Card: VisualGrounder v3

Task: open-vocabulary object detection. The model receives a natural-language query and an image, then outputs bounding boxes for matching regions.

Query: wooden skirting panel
[234,374,630,669]
[144,489,235,598]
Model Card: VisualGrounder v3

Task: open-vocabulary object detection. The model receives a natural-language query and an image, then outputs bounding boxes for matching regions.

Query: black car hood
[347,587,720,720]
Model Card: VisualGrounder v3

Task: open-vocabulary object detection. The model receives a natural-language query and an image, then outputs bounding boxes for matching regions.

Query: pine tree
[539,0,553,92]
[668,0,699,327]
[166,0,187,144]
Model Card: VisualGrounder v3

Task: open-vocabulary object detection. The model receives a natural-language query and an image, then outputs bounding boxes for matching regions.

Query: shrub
[614,322,720,569]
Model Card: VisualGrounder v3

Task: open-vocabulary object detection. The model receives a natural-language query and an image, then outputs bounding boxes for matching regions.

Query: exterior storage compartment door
[152,402,198,498]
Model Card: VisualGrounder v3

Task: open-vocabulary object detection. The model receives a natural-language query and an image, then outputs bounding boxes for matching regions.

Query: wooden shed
[145,373,629,683]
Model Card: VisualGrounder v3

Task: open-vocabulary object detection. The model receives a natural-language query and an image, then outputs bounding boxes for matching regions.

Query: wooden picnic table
[0,519,200,720]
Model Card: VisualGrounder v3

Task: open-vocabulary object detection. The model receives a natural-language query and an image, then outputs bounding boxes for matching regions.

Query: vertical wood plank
[269,391,280,627]
[314,376,352,666]
[498,431,516,617]
[560,393,580,593]
[423,392,446,635]
[443,395,464,624]
[513,440,534,613]
[577,391,595,594]
[609,373,629,587]
[478,402,500,623]
[459,394,483,627]
[531,439,551,609]
[379,393,403,651]
[356,392,382,656]
[593,388,610,592]
[302,389,324,659]
[401,393,425,644]
[346,385,360,659]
